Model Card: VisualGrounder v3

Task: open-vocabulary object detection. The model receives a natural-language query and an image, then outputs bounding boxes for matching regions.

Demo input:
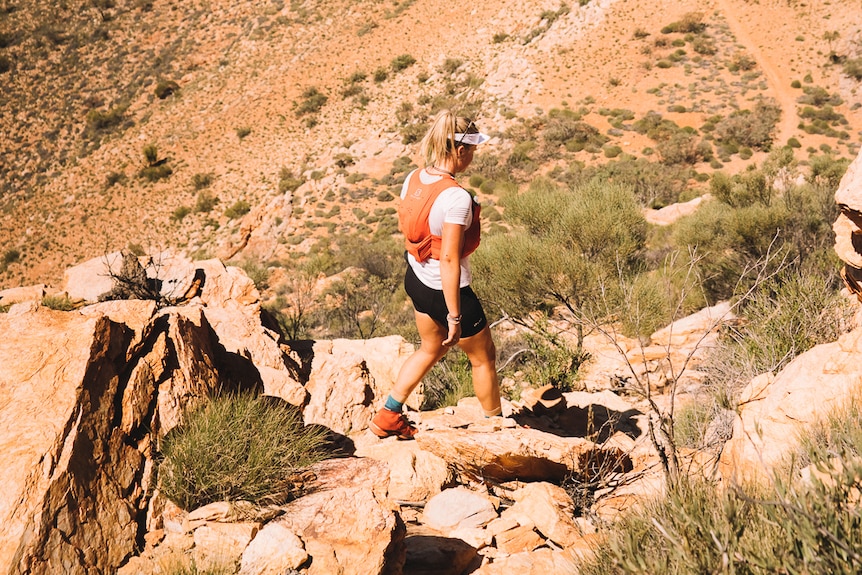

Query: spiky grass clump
[159,393,330,510]
[579,394,862,574]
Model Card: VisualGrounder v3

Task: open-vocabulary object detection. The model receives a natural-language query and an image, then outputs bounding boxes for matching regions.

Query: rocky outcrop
[578,301,734,393]
[721,148,862,482]
[415,427,630,483]
[719,326,862,482]
[0,258,417,574]
[0,308,144,575]
[835,150,862,300]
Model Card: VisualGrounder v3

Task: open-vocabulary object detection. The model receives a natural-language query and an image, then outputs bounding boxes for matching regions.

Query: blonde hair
[419,110,479,166]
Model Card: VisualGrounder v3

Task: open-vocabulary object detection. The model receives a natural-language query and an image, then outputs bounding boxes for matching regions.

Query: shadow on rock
[403,534,481,575]
[511,385,644,442]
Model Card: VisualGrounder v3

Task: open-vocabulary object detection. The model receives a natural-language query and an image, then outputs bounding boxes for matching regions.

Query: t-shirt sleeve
[440,188,473,226]
[427,187,474,235]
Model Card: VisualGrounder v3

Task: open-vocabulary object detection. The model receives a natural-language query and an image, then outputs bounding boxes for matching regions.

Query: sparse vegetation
[390,53,416,72]
[278,168,305,194]
[194,191,219,213]
[159,392,330,510]
[294,87,327,116]
[136,144,172,182]
[191,173,214,190]
[154,80,179,99]
[224,200,250,219]
[579,393,862,574]
[660,12,706,35]
[41,294,76,311]
[843,58,862,81]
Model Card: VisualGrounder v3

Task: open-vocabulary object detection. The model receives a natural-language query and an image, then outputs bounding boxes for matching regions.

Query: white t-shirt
[400,168,474,290]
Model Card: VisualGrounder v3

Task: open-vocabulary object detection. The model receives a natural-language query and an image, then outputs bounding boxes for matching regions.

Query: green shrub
[224,200,251,219]
[390,53,416,72]
[85,104,128,137]
[661,12,706,34]
[347,71,367,84]
[569,156,692,208]
[657,131,701,165]
[278,169,304,194]
[791,79,802,89]
[713,101,781,151]
[727,51,756,72]
[373,67,388,82]
[3,249,21,266]
[492,32,509,43]
[691,36,716,55]
[843,58,862,80]
[42,294,76,311]
[159,393,330,509]
[154,80,179,99]
[194,191,219,213]
[581,394,862,575]
[235,126,252,139]
[673,395,723,448]
[500,329,588,393]
[421,350,474,409]
[139,164,172,182]
[704,268,852,405]
[603,145,623,158]
[473,178,646,348]
[191,173,213,190]
[171,206,191,222]
[143,144,159,166]
[295,87,327,116]
[797,85,843,107]
[105,171,126,187]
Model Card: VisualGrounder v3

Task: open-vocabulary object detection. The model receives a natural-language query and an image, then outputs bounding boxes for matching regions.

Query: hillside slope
[1,0,860,288]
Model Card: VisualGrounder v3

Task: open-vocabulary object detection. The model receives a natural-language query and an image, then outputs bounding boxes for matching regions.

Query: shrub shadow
[512,403,644,443]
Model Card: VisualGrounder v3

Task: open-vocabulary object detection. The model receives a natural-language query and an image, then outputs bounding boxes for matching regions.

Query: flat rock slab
[416,428,630,483]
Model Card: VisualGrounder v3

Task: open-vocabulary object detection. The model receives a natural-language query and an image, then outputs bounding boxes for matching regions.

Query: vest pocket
[412,235,434,262]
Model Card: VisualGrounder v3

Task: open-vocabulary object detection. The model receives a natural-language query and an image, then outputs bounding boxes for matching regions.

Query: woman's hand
[442,320,462,346]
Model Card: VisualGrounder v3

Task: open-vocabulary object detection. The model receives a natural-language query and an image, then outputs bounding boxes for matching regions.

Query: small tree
[473,177,647,349]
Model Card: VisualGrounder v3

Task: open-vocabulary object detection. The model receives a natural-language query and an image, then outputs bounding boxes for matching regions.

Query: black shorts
[404,263,488,338]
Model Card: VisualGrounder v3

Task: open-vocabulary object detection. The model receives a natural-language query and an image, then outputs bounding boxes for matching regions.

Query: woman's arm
[439,221,466,346]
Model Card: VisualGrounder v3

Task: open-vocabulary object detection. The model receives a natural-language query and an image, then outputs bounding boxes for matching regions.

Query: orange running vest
[398,170,482,263]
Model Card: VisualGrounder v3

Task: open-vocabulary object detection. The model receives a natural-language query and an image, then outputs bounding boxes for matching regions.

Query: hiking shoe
[370,408,417,440]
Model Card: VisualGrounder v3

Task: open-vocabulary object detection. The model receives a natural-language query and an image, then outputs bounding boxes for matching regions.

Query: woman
[370,110,502,439]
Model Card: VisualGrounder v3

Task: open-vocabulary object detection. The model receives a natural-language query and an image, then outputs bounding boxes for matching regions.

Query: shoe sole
[369,420,416,440]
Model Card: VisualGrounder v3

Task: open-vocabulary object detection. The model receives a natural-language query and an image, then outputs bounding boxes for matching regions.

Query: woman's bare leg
[458,325,502,416]
[390,311,449,401]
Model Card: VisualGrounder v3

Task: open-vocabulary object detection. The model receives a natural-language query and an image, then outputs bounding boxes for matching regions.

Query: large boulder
[303,336,415,434]
[355,440,453,503]
[579,302,732,392]
[834,148,862,226]
[0,284,46,307]
[271,458,405,575]
[720,326,862,482]
[834,150,862,300]
[0,308,145,575]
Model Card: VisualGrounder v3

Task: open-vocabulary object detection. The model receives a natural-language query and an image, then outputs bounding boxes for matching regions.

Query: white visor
[454,132,491,146]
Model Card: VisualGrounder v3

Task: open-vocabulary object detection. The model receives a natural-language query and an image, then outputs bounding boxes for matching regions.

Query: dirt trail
[714,0,798,145]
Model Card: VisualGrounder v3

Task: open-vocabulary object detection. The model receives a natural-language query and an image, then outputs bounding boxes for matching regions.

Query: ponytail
[419,110,478,166]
